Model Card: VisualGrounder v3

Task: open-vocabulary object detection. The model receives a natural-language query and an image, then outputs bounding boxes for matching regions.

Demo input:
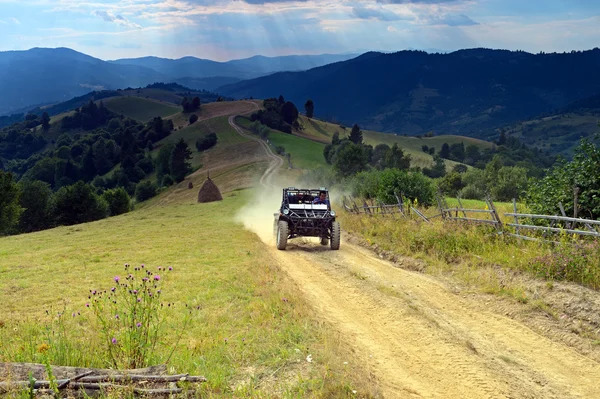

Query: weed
[88,263,199,369]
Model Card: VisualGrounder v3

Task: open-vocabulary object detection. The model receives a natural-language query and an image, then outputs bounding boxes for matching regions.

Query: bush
[161,174,174,187]
[53,181,109,225]
[349,169,435,206]
[196,133,218,152]
[189,114,198,124]
[103,187,131,216]
[135,180,158,202]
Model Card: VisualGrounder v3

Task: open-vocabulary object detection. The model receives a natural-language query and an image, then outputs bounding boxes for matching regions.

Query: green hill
[103,97,180,122]
[297,116,493,169]
[505,112,600,157]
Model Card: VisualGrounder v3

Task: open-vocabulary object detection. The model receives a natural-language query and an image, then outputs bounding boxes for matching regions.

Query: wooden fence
[343,193,600,244]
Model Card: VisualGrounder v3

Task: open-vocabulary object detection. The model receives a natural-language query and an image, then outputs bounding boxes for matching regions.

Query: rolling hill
[501,93,600,156]
[109,53,360,81]
[217,48,600,141]
[0,48,360,116]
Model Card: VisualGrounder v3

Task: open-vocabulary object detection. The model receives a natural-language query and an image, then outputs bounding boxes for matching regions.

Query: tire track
[232,105,600,398]
[227,104,283,187]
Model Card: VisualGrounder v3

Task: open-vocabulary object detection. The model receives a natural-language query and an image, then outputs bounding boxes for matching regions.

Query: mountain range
[216,48,600,137]
[0,48,359,115]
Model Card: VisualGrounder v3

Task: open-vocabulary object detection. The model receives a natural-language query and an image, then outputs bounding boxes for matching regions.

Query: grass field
[298,116,493,169]
[0,190,375,397]
[235,116,328,170]
[155,115,248,171]
[508,112,600,156]
[103,97,181,122]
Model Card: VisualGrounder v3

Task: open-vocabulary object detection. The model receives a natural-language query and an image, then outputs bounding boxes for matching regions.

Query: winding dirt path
[228,112,600,398]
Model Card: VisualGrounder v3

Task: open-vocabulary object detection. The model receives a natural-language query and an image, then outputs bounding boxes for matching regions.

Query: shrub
[53,181,109,226]
[349,169,435,206]
[196,133,218,152]
[189,114,198,124]
[161,174,174,187]
[135,180,158,202]
[102,187,131,216]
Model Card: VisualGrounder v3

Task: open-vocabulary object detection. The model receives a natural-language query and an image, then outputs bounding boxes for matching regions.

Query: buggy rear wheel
[330,221,340,250]
[276,220,289,250]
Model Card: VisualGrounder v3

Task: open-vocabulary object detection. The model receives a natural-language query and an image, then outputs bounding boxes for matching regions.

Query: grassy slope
[103,97,181,122]
[298,116,493,169]
[235,117,328,170]
[508,112,600,156]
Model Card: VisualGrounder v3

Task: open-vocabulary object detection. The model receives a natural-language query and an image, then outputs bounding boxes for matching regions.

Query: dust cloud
[234,185,283,245]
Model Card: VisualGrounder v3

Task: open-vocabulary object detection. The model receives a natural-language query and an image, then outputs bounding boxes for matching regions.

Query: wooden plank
[456,197,468,218]
[505,223,600,237]
[446,217,499,225]
[505,213,600,226]
[443,208,495,214]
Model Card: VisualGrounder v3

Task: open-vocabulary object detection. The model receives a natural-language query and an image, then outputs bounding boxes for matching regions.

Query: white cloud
[91,9,142,29]
[387,25,397,31]
[11,17,21,24]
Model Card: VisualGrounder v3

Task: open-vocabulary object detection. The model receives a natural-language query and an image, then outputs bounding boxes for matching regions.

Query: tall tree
[0,171,23,235]
[41,112,50,130]
[18,179,54,232]
[170,138,193,182]
[304,99,314,118]
[349,124,363,145]
[439,143,450,159]
[281,101,299,125]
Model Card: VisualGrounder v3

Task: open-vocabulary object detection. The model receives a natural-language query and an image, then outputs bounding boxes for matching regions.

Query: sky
[0,0,599,61]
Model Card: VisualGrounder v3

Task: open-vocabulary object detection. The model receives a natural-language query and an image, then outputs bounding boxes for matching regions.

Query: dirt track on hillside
[228,115,600,398]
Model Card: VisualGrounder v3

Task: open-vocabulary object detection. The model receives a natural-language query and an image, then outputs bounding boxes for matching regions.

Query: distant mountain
[0,47,167,115]
[0,48,360,115]
[109,53,360,80]
[217,48,600,139]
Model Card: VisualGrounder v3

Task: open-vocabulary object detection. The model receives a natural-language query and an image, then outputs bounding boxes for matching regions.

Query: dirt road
[229,114,600,398]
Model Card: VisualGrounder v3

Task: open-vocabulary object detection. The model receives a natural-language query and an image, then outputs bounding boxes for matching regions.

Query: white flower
[306,354,312,363]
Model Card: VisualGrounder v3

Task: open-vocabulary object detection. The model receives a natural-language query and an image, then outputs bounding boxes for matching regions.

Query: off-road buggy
[273,187,340,250]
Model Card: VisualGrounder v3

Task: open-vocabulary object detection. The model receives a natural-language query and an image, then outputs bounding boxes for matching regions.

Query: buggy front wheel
[320,237,329,246]
[276,221,289,250]
[330,221,340,250]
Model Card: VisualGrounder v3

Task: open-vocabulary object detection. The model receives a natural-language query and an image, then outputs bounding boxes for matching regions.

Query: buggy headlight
[283,208,289,215]
[330,210,336,217]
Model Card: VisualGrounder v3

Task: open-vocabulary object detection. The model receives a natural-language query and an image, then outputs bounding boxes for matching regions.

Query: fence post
[512,198,520,236]
[558,202,571,229]
[457,196,468,219]
[436,193,446,220]
[486,196,503,232]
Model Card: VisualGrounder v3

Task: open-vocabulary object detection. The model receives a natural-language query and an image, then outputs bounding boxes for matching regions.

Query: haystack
[197,173,222,203]
[188,181,194,189]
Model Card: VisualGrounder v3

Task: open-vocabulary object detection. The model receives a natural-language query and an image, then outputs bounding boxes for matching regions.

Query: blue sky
[0,0,599,61]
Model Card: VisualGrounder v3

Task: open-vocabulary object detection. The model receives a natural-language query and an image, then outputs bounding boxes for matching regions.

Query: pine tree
[170,138,192,182]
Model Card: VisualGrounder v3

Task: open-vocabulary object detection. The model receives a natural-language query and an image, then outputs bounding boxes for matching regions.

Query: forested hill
[217,48,600,138]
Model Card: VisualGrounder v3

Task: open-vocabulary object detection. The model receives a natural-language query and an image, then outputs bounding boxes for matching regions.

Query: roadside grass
[103,97,180,122]
[0,190,377,398]
[338,205,600,300]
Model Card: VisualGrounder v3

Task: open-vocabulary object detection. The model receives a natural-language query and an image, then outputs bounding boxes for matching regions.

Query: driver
[312,191,330,207]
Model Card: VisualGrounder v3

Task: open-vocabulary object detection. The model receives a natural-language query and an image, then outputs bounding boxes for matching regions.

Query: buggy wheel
[330,221,340,250]
[276,221,288,250]
[320,237,329,246]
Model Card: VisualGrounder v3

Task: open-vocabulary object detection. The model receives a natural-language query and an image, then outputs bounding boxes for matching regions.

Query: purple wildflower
[137,298,141,302]
[92,290,97,295]
[158,267,162,271]
[141,264,145,268]
[72,312,76,317]
[111,338,117,344]
[111,287,116,292]
[154,275,160,281]
[133,290,138,294]
[168,267,173,271]
[115,314,119,319]
[136,322,142,328]
[142,278,148,282]
[114,276,120,283]
[86,303,90,307]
